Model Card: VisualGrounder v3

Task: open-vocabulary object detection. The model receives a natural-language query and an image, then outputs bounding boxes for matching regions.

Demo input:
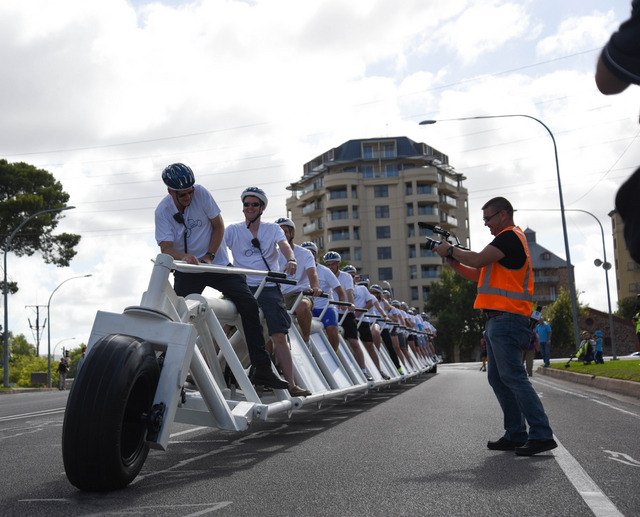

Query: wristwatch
[447,246,454,258]
[207,252,215,260]
[288,257,297,263]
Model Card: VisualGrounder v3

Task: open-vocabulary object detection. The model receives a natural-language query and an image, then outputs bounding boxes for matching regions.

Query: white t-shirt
[225,221,287,286]
[314,263,341,310]
[154,184,230,265]
[353,284,372,309]
[334,270,354,312]
[279,244,316,294]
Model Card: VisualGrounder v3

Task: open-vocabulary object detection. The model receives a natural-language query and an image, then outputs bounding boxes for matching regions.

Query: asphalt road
[1,363,639,517]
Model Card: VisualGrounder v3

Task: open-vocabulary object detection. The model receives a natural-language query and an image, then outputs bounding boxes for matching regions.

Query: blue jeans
[539,341,550,367]
[485,312,554,442]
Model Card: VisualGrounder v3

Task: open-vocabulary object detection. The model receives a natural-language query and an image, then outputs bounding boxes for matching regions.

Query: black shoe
[515,439,558,456]
[250,365,289,390]
[487,437,527,451]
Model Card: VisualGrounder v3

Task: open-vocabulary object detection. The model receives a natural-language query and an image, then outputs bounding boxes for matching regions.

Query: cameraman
[434,196,556,456]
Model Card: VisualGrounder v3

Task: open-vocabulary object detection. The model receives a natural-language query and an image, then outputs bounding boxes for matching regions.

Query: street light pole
[521,208,617,359]
[47,274,92,388]
[53,337,76,360]
[3,206,75,387]
[420,115,581,349]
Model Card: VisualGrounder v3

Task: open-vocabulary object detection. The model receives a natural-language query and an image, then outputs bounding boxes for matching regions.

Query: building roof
[524,228,568,269]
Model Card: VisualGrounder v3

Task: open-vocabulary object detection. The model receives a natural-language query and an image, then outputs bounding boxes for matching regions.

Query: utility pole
[26,304,47,357]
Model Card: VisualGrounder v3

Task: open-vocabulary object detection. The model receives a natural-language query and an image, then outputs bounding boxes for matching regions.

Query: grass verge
[549,359,640,383]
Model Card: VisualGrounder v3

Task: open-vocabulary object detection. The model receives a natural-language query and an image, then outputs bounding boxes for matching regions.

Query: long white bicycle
[61,254,434,491]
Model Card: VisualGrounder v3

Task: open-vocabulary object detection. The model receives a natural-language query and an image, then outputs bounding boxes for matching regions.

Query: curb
[537,366,640,399]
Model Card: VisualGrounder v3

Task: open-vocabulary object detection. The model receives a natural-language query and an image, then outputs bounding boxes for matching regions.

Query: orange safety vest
[474,226,533,316]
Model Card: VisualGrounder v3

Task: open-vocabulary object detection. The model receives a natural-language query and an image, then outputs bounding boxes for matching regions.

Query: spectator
[536,317,552,368]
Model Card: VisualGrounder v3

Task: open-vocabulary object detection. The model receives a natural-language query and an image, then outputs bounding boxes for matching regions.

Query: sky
[1,0,639,356]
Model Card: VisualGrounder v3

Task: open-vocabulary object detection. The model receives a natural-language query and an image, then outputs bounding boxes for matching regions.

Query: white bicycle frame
[84,254,433,452]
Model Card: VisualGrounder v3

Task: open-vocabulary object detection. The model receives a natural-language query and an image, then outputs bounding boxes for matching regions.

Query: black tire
[62,334,160,491]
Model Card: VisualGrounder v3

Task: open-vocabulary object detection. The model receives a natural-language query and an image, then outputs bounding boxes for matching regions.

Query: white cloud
[1,0,638,349]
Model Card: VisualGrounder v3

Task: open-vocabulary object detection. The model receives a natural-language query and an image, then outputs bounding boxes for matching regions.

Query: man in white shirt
[154,164,287,391]
[275,217,321,344]
[324,252,371,381]
[224,187,311,398]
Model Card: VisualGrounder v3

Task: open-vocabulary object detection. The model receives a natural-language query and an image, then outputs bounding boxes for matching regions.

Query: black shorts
[358,321,373,342]
[340,312,358,340]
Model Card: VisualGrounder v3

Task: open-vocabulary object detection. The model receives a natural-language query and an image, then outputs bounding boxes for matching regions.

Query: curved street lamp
[47,274,92,387]
[419,115,581,349]
[3,206,75,387]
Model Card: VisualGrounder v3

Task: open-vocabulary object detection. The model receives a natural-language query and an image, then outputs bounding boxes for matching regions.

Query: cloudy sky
[2,0,639,355]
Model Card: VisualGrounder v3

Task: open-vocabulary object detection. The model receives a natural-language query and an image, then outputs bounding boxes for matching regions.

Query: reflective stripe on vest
[474,226,533,316]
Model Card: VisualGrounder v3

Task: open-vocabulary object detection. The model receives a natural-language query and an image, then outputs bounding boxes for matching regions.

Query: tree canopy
[0,159,80,294]
[424,268,486,362]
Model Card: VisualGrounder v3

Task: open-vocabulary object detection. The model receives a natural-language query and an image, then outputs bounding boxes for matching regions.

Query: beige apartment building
[285,137,470,306]
[610,210,640,302]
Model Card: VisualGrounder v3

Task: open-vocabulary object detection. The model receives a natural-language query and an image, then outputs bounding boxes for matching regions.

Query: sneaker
[381,371,390,380]
[289,385,312,397]
[487,437,527,451]
[250,365,289,390]
[515,439,558,456]
[397,367,404,376]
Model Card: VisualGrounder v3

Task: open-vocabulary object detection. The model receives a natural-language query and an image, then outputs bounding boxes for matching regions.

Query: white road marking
[553,438,624,517]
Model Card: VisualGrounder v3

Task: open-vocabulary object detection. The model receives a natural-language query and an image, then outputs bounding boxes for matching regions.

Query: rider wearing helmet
[324,251,372,381]
[154,165,288,391]
[276,217,321,344]
[224,188,310,397]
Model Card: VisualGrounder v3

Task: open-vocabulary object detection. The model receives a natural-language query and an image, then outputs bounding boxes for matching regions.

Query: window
[418,204,433,215]
[417,183,432,194]
[328,188,347,200]
[377,247,392,260]
[375,206,390,218]
[354,247,361,261]
[421,265,439,278]
[363,144,374,159]
[549,286,557,300]
[409,265,417,279]
[376,226,391,239]
[329,229,349,242]
[353,227,360,240]
[383,142,396,158]
[408,245,416,258]
[378,267,393,281]
[352,206,359,219]
[374,185,389,198]
[361,165,375,178]
[406,204,414,217]
[411,287,418,300]
[352,186,358,198]
[407,224,415,237]
[542,252,551,260]
[406,182,413,195]
[329,209,349,221]
[422,286,430,299]
[384,164,398,177]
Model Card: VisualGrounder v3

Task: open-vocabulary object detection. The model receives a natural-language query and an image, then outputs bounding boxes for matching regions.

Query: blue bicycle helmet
[342,265,357,274]
[162,163,195,190]
[301,241,318,254]
[323,251,341,264]
[275,217,296,230]
[241,187,268,208]
[370,284,383,294]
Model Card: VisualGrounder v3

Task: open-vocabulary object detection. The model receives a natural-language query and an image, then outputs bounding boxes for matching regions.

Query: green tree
[615,295,639,321]
[543,287,588,356]
[0,159,81,294]
[424,269,485,362]
[10,333,36,357]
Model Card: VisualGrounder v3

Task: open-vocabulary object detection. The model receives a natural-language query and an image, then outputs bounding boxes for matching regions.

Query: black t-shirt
[489,229,527,270]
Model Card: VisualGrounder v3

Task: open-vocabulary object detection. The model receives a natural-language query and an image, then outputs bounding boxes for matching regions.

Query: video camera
[418,222,467,251]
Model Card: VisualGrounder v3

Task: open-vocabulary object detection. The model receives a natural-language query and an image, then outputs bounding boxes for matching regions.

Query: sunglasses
[176,189,195,199]
[483,211,501,223]
[244,202,261,207]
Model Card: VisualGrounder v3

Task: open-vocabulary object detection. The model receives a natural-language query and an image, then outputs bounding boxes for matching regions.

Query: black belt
[484,310,504,319]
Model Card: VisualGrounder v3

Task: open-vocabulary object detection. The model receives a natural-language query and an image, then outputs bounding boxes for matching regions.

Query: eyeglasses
[483,211,501,223]
[176,189,195,199]
[244,202,261,207]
